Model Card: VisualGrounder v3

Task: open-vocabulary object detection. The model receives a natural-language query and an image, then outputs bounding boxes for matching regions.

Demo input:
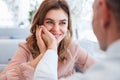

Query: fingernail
[41,25,44,28]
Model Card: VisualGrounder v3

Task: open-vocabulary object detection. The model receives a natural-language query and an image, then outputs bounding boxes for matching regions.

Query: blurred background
[0,0,106,71]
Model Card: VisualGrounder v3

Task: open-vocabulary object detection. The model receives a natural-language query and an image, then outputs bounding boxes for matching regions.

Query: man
[60,0,120,80]
[34,0,120,80]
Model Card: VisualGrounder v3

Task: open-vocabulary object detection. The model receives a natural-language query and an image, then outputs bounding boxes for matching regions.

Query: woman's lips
[53,34,61,39]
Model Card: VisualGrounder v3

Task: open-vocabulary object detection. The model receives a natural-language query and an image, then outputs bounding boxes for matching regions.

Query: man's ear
[99,0,110,28]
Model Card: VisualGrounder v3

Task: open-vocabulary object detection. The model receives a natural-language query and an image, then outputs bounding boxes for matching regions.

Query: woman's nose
[52,23,60,31]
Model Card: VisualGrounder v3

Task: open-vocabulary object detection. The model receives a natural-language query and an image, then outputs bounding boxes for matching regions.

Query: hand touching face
[29,25,58,68]
[36,25,58,54]
[36,9,68,53]
[41,25,58,50]
[36,25,46,54]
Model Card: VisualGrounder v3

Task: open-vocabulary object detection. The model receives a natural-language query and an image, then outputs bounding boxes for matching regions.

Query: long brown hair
[26,0,73,62]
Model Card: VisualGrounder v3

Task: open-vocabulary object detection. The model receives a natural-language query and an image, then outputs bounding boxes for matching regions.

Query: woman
[0,0,96,80]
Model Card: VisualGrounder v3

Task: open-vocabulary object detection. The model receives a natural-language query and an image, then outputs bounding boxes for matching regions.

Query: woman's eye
[60,22,66,25]
[46,21,53,24]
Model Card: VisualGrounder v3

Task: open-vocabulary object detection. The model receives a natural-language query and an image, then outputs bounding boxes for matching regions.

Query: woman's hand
[29,25,46,68]
[42,26,58,50]
[36,25,58,52]
[29,25,58,68]
[36,25,47,54]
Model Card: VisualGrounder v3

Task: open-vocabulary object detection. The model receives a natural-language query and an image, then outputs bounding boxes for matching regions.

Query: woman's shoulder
[67,40,79,55]
[68,40,86,55]
[18,42,27,49]
[17,42,33,59]
[69,40,80,49]
[18,42,31,54]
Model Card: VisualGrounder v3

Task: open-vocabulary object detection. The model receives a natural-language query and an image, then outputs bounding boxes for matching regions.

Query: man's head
[92,0,120,51]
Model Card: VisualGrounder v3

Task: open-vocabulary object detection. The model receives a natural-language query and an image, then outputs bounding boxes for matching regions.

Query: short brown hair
[106,0,120,30]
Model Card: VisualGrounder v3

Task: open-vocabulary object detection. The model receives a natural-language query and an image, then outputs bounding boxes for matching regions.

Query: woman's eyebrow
[60,19,68,22]
[44,18,68,22]
[44,18,54,21]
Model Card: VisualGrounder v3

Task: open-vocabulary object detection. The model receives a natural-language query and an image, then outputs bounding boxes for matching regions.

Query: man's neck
[106,15,120,48]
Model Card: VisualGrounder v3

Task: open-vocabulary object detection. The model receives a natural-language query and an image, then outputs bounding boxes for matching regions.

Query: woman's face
[43,9,68,44]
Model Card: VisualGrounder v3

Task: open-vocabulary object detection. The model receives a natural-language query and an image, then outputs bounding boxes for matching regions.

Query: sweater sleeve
[69,41,96,72]
[34,49,58,80]
[0,43,34,80]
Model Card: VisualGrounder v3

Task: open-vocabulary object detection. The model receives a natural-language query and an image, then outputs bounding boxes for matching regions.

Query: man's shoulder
[84,58,120,80]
